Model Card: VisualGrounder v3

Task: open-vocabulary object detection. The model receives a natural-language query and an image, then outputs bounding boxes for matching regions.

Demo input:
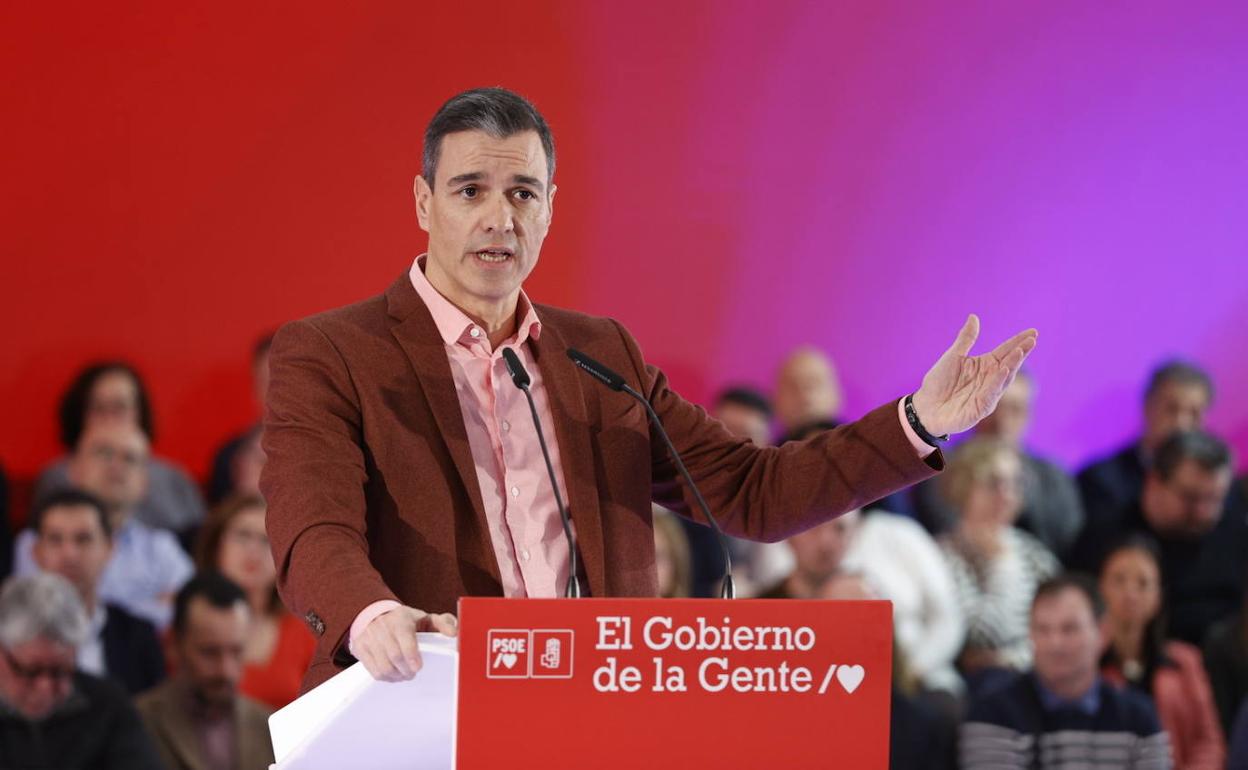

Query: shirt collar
[1034,674,1101,715]
[408,254,542,349]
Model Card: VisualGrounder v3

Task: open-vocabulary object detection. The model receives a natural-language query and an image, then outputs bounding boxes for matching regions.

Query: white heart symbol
[500,653,517,669]
[836,665,865,694]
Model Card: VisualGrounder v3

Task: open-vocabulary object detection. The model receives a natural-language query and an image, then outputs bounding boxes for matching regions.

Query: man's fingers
[393,626,425,677]
[948,313,980,357]
[425,613,459,637]
[988,328,1038,362]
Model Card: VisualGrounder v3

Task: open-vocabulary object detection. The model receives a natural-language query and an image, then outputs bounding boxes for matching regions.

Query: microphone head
[501,347,531,389]
[567,348,626,392]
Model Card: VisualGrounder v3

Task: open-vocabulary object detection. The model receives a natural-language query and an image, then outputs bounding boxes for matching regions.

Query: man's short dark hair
[58,361,155,450]
[1145,359,1214,404]
[422,87,556,187]
[30,489,112,539]
[715,386,772,420]
[172,571,248,638]
[1032,573,1105,620]
[1152,429,1233,482]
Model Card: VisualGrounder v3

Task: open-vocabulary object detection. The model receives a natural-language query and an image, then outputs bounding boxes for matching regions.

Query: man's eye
[460,186,478,199]
[514,189,535,201]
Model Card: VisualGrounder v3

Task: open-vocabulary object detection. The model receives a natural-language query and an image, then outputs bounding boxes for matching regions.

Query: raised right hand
[352,605,458,682]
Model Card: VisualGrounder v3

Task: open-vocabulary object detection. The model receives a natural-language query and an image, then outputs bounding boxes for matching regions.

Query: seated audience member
[136,572,276,770]
[653,508,693,598]
[701,386,794,597]
[1099,535,1224,769]
[207,334,272,505]
[0,573,163,769]
[912,370,1084,558]
[961,575,1171,769]
[30,489,164,695]
[1203,587,1248,737]
[1081,430,1243,644]
[759,511,859,599]
[195,495,314,709]
[773,346,844,440]
[35,361,205,538]
[842,507,965,695]
[15,422,194,629]
[938,438,1059,684]
[1073,360,1214,570]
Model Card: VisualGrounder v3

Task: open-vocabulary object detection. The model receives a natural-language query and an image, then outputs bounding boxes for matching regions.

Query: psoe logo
[486,629,574,679]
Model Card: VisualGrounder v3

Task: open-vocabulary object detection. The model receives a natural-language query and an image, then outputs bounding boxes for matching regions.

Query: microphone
[566,348,736,599]
[501,347,582,598]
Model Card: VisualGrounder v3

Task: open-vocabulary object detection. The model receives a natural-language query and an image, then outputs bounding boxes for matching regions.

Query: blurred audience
[207,335,273,506]
[912,369,1084,558]
[759,511,859,599]
[0,573,163,769]
[653,508,693,598]
[35,362,205,538]
[773,346,843,440]
[1074,360,1213,567]
[195,495,314,709]
[1099,535,1224,769]
[1203,582,1248,738]
[960,574,1170,769]
[842,507,964,695]
[136,572,275,770]
[15,422,194,629]
[1230,701,1248,770]
[30,490,164,695]
[937,438,1059,686]
[1077,430,1243,644]
[0,461,10,579]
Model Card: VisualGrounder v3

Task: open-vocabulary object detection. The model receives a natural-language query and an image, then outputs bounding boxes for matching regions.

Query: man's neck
[1040,670,1097,702]
[423,257,520,348]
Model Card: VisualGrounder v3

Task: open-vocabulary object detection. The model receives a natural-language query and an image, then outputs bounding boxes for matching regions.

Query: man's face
[715,402,772,446]
[774,350,842,431]
[1143,382,1210,449]
[415,130,554,316]
[976,375,1032,445]
[86,370,140,432]
[1142,459,1232,539]
[0,637,76,721]
[1030,588,1101,692]
[176,597,250,709]
[787,512,859,587]
[32,505,113,602]
[68,423,149,516]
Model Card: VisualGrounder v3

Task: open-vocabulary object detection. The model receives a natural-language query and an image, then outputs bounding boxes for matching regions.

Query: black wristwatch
[904,394,949,448]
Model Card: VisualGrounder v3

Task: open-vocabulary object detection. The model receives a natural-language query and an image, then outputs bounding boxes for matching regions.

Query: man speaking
[260,87,1037,691]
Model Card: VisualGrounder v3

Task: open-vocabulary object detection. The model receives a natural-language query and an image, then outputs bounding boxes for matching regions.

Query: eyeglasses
[2,649,75,685]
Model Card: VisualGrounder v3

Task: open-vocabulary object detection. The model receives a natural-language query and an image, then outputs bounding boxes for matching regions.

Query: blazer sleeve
[609,319,943,542]
[261,318,399,661]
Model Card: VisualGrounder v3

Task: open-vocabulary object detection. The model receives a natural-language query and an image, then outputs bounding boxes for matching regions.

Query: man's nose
[481,193,514,233]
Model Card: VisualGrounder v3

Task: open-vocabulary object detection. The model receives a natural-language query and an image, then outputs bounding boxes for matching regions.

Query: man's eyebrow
[445,172,483,187]
[513,174,544,192]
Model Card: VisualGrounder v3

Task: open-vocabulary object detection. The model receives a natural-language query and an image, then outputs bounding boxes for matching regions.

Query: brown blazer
[261,271,943,691]
[135,680,275,770]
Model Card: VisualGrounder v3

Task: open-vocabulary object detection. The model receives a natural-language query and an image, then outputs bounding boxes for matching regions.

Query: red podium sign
[456,598,893,769]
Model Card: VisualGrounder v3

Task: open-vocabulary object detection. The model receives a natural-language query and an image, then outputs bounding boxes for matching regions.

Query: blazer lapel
[384,273,502,590]
[530,320,607,597]
[153,685,210,770]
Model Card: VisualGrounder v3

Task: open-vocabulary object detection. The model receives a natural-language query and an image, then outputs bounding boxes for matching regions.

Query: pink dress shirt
[350,255,935,651]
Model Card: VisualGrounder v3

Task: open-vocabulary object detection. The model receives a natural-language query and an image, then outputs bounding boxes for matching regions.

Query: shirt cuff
[349,599,403,656]
[899,398,937,459]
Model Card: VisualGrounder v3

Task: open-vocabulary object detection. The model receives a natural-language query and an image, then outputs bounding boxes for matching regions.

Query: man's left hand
[911,314,1038,438]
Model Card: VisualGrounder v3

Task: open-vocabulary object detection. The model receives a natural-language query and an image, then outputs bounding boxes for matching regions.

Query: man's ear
[414,175,432,232]
[546,183,557,225]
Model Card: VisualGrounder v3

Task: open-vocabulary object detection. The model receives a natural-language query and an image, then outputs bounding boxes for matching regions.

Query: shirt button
[511,486,520,498]
[521,549,531,561]
[469,327,481,338]
[501,420,511,433]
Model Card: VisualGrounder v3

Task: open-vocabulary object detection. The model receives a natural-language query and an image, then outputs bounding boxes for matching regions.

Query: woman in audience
[653,507,693,598]
[1100,535,1225,769]
[937,437,1059,694]
[195,494,315,709]
[35,362,205,539]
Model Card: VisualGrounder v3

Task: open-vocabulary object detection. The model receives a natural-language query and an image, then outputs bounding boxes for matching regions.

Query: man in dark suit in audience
[1073,360,1213,568]
[29,489,164,695]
